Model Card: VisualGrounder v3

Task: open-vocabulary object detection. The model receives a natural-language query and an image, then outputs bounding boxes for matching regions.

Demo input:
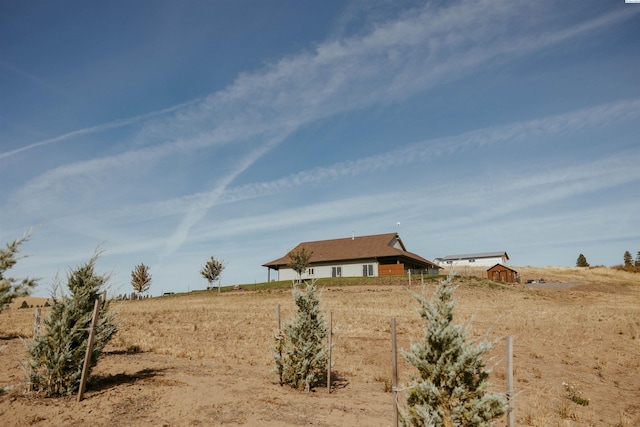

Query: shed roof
[263,233,439,270]
[438,251,509,261]
[487,263,518,273]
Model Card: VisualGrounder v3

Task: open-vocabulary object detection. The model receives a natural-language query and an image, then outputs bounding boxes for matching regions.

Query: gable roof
[487,263,518,273]
[437,251,509,261]
[263,233,439,270]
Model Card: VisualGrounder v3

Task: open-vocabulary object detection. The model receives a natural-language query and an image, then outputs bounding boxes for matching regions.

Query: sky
[1,0,639,297]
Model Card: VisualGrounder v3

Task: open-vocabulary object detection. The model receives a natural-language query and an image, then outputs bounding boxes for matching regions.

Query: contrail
[0,99,198,160]
[160,133,286,258]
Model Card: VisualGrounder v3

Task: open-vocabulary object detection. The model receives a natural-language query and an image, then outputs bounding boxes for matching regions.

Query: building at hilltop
[262,232,440,282]
[434,251,510,268]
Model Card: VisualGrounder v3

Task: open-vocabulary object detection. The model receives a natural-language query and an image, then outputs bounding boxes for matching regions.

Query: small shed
[487,264,519,283]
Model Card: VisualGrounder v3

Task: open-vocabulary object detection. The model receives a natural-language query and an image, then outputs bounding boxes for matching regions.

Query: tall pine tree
[401,275,505,426]
[576,254,589,267]
[27,252,117,396]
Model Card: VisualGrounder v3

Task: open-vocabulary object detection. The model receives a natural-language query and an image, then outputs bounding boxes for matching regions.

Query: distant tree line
[576,251,640,272]
[616,250,640,273]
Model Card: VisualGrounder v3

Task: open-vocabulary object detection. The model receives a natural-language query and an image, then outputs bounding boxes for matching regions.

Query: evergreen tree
[27,252,117,397]
[401,275,505,426]
[636,251,640,268]
[273,282,328,391]
[0,233,38,312]
[576,254,589,267]
[287,247,313,284]
[131,263,152,297]
[623,251,633,268]
[200,256,225,291]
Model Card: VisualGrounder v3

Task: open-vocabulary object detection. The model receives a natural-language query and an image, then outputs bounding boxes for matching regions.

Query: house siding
[276,260,379,281]
[487,264,519,283]
[442,256,506,267]
[434,252,509,268]
[379,264,405,276]
[263,233,441,281]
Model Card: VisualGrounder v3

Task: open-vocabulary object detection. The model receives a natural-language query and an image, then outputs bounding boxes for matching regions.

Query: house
[262,232,441,282]
[487,264,519,283]
[433,251,509,268]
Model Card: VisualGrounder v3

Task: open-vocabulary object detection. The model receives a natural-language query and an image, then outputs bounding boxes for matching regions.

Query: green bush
[26,252,117,396]
[273,282,328,391]
[0,232,38,312]
[401,275,505,426]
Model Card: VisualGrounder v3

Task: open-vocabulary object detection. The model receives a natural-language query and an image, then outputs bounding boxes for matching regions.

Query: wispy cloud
[0,99,198,160]
[159,131,290,257]
[4,0,635,261]
[100,146,640,262]
[9,0,629,173]
[217,98,640,204]
[78,97,640,230]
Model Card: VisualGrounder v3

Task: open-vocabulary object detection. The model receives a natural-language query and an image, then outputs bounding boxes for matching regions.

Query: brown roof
[487,263,518,273]
[262,232,439,269]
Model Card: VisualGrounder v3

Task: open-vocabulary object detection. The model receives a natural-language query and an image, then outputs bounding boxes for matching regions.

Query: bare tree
[131,263,152,298]
[201,256,226,292]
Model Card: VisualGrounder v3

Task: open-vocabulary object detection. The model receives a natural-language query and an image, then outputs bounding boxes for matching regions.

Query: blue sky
[1,0,639,296]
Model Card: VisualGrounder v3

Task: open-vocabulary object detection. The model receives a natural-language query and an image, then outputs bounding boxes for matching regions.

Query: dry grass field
[1,266,639,426]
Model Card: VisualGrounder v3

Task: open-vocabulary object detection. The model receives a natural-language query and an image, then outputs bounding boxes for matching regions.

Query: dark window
[362,264,373,277]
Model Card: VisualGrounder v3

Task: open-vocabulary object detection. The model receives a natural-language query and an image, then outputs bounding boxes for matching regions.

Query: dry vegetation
[1,267,639,426]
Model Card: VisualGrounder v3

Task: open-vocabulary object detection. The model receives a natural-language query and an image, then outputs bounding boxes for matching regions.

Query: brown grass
[442,265,640,286]
[1,267,639,426]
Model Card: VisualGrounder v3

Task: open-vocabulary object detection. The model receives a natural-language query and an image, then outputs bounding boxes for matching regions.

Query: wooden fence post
[33,307,41,336]
[277,303,281,332]
[77,297,102,402]
[275,303,283,386]
[327,311,332,393]
[506,336,514,427]
[391,317,398,427]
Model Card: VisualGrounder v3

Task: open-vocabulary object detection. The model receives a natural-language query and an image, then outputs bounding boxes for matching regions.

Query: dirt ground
[1,339,389,426]
[1,269,639,426]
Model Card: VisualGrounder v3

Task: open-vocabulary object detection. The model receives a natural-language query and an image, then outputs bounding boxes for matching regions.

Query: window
[308,268,314,275]
[362,264,374,277]
[332,266,342,277]
[446,261,452,265]
[468,259,476,263]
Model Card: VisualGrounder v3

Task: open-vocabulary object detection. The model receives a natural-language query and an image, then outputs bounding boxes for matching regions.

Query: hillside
[1,267,639,426]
